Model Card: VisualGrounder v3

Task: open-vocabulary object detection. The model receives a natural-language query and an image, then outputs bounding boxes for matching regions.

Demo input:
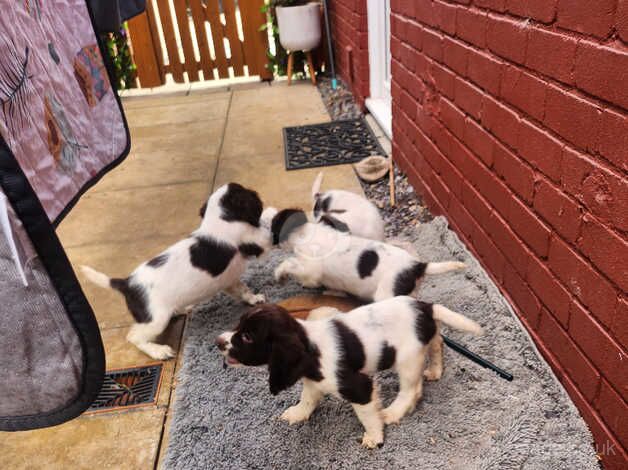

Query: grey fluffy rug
[164,217,598,470]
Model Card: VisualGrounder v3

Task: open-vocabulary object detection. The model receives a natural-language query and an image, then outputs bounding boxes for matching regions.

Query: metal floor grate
[283,117,385,170]
[88,364,163,413]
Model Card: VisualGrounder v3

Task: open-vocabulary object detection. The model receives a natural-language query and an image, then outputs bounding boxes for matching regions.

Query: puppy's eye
[241,333,253,344]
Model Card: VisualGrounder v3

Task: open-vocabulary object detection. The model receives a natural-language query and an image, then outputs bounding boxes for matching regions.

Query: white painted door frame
[366,0,392,138]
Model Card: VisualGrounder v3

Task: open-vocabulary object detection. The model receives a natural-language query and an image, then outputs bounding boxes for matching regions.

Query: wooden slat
[222,0,244,76]
[172,0,199,81]
[205,0,230,78]
[145,1,166,82]
[239,0,272,80]
[155,0,185,82]
[189,0,214,79]
[127,12,163,87]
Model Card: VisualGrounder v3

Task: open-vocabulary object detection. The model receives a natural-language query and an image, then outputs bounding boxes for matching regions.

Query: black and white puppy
[216,297,482,448]
[270,208,466,302]
[311,172,385,241]
[81,183,270,360]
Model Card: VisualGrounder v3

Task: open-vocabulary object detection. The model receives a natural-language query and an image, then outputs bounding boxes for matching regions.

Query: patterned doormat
[283,117,385,170]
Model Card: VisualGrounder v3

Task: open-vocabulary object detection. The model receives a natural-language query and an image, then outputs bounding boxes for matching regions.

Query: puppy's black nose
[215,336,227,351]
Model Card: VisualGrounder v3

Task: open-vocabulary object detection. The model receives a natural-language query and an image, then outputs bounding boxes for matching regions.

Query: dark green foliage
[101,23,137,90]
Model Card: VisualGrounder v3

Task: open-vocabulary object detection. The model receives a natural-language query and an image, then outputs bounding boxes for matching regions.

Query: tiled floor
[1,80,364,469]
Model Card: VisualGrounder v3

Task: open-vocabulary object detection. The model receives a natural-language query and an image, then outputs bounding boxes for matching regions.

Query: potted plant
[272,1,322,84]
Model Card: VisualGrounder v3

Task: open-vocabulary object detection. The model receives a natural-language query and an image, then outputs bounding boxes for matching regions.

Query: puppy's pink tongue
[227,357,239,365]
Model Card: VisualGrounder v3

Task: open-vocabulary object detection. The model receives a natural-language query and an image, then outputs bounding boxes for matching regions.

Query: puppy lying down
[270,208,466,301]
[216,297,482,448]
[81,183,270,360]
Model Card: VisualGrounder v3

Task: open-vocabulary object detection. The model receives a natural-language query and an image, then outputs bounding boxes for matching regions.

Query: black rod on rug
[442,335,514,381]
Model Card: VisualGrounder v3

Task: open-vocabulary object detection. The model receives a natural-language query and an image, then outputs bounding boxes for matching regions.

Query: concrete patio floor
[1,80,366,469]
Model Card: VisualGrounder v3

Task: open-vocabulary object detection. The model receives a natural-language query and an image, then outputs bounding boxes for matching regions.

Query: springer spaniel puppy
[270,208,466,302]
[311,172,385,241]
[81,183,270,360]
[216,298,482,448]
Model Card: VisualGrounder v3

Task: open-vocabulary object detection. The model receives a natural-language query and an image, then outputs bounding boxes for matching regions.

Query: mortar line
[210,91,234,193]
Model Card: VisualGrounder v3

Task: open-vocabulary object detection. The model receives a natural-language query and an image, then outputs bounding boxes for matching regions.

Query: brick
[461,179,494,227]
[455,7,488,47]
[460,146,510,215]
[467,49,503,95]
[481,95,520,149]
[505,0,558,23]
[422,28,444,61]
[400,44,417,72]
[507,196,551,257]
[618,0,628,43]
[430,61,455,99]
[516,120,563,183]
[407,21,423,50]
[561,148,628,232]
[493,142,535,203]
[414,0,436,27]
[442,37,470,76]
[486,14,528,64]
[434,0,457,34]
[612,296,628,349]
[578,214,628,292]
[527,257,571,327]
[556,0,616,39]
[503,263,541,327]
[526,27,577,85]
[569,301,627,400]
[463,118,495,166]
[537,307,600,400]
[575,40,628,112]
[400,90,418,120]
[598,109,628,172]
[500,65,547,122]
[533,179,583,243]
[595,379,628,449]
[474,0,506,12]
[487,212,533,276]
[438,97,466,140]
[454,78,483,120]
[544,85,601,153]
[469,215,507,282]
[549,236,618,327]
[448,191,475,238]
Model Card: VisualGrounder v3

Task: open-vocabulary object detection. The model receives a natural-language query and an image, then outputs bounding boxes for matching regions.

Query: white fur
[81,184,271,360]
[274,219,466,301]
[311,172,385,241]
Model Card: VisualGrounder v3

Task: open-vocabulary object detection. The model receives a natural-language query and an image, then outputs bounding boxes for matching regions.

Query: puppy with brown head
[217,297,482,448]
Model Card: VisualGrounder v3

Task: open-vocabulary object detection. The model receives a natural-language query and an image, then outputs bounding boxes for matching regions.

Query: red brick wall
[328,0,369,107]
[389,1,628,467]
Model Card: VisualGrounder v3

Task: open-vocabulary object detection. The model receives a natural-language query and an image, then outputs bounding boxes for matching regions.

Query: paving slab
[1,409,165,470]
[124,96,230,126]
[57,182,209,248]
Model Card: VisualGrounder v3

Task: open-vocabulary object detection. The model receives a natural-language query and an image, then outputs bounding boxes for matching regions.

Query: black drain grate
[88,364,163,412]
[283,117,385,170]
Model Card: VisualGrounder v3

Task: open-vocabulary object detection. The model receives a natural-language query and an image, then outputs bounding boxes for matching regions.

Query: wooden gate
[127,0,272,87]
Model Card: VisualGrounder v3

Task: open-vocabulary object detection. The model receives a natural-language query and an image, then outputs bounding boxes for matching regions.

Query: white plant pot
[276,3,322,52]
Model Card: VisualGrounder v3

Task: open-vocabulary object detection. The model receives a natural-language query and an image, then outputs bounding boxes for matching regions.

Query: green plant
[101,23,137,90]
[260,0,312,77]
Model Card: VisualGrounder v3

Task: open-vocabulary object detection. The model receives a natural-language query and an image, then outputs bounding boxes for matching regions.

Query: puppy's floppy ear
[199,202,208,218]
[268,332,307,395]
[220,183,264,226]
[270,209,308,245]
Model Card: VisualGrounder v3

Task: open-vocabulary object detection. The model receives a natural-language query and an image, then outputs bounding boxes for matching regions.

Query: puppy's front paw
[245,293,266,305]
[274,267,288,283]
[361,433,384,449]
[423,367,442,381]
[144,344,176,360]
[280,405,310,424]
[381,408,402,425]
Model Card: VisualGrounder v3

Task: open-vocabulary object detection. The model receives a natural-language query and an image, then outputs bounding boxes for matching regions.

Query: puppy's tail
[311,171,324,199]
[425,261,466,275]
[433,304,483,335]
[80,265,113,289]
